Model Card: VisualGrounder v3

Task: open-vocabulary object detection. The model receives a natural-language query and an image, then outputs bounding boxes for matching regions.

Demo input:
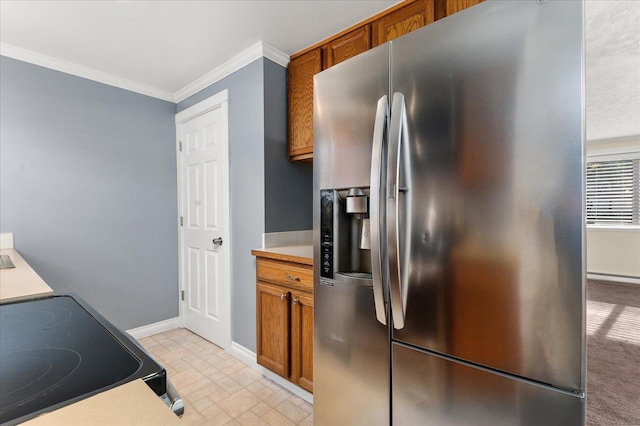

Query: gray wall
[178,58,312,351]
[264,59,313,232]
[0,56,178,330]
[178,59,265,351]
[0,54,311,350]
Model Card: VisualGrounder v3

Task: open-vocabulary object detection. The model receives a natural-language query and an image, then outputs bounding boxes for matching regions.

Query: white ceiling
[1,0,638,142]
[0,1,400,96]
[585,1,640,142]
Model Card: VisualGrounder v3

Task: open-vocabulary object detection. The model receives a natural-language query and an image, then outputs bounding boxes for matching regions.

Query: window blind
[586,159,640,225]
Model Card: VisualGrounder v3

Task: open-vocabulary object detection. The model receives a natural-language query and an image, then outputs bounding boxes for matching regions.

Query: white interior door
[178,92,230,349]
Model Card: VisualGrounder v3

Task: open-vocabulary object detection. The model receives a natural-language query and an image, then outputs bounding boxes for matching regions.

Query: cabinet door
[444,0,482,16]
[323,25,371,69]
[288,48,322,161]
[256,282,290,378]
[291,291,314,393]
[435,0,483,20]
[372,0,435,47]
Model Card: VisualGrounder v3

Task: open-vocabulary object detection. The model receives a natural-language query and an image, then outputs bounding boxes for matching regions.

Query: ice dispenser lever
[345,188,368,216]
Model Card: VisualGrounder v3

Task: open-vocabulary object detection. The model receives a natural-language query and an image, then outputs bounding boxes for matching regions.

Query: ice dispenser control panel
[320,189,334,279]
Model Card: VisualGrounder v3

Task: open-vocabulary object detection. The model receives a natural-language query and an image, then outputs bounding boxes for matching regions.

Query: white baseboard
[227,342,313,404]
[587,273,640,285]
[126,316,183,339]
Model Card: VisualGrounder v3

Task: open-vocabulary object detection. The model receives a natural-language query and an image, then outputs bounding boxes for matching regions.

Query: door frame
[175,89,231,349]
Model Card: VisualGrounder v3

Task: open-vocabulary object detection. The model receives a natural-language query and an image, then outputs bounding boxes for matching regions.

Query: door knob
[212,237,223,247]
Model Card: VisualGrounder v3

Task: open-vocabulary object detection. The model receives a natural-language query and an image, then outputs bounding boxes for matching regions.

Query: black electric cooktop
[0,295,166,425]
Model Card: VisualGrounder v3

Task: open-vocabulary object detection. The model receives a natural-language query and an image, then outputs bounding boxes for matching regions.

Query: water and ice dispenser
[320,188,372,280]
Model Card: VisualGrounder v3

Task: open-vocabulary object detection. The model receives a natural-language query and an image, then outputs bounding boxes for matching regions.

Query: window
[586,158,640,226]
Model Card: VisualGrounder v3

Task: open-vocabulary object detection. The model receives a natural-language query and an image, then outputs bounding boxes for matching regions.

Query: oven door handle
[160,378,184,417]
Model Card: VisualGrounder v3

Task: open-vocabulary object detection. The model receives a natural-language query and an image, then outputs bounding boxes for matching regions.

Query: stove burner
[0,348,81,410]
[0,307,72,339]
[0,295,164,425]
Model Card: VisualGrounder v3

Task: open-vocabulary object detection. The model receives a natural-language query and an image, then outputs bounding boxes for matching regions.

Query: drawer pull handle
[293,298,299,304]
[286,274,301,282]
[280,293,287,300]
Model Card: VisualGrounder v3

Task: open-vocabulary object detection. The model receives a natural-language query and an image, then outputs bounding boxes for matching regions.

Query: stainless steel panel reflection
[392,343,585,426]
[314,276,389,426]
[391,0,585,392]
[314,44,390,192]
[313,45,392,426]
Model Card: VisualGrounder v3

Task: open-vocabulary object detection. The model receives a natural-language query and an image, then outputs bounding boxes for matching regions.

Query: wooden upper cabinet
[323,25,371,69]
[286,0,485,162]
[445,0,483,16]
[435,0,483,20]
[287,48,322,161]
[372,0,435,47]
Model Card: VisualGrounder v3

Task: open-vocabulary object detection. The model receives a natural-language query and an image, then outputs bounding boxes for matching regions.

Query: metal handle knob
[280,293,287,300]
[293,298,299,304]
[285,274,301,282]
[212,237,223,247]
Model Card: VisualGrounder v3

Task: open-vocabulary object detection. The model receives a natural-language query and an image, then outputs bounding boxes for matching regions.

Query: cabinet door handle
[280,293,287,300]
[293,298,299,304]
[285,273,301,282]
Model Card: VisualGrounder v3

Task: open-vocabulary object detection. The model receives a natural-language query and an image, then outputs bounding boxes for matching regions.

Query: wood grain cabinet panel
[291,291,314,393]
[256,282,290,378]
[372,0,435,47]
[287,48,322,161]
[254,253,313,392]
[256,258,313,292]
[445,0,482,16]
[323,25,371,69]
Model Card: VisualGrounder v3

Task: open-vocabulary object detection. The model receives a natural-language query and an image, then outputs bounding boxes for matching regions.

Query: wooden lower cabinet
[256,282,290,378]
[254,255,313,392]
[291,291,314,392]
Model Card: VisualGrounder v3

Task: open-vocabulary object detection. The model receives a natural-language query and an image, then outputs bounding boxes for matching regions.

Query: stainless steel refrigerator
[312,1,586,425]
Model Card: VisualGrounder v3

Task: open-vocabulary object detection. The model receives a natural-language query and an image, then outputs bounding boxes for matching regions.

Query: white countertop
[0,248,54,304]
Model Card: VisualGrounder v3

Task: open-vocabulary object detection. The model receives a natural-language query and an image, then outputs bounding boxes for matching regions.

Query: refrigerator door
[390,0,585,392]
[313,44,390,426]
[392,343,585,426]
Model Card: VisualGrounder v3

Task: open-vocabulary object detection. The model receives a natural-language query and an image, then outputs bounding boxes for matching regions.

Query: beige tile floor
[138,328,313,426]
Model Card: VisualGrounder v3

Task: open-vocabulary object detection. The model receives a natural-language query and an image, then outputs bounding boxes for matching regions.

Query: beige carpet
[587,280,640,426]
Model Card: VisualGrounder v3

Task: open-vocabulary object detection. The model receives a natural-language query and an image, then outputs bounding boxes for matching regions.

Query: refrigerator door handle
[387,92,408,330]
[369,95,389,325]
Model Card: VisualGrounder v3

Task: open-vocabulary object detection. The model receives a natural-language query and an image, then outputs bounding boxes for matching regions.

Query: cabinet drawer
[257,258,313,292]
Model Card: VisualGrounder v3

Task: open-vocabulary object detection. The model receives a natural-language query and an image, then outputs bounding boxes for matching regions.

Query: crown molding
[1,41,289,104]
[173,41,290,103]
[262,41,290,68]
[0,43,175,102]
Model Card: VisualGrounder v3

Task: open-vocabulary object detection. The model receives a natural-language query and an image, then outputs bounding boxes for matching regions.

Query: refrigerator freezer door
[392,343,585,426]
[313,44,391,426]
[391,0,585,392]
